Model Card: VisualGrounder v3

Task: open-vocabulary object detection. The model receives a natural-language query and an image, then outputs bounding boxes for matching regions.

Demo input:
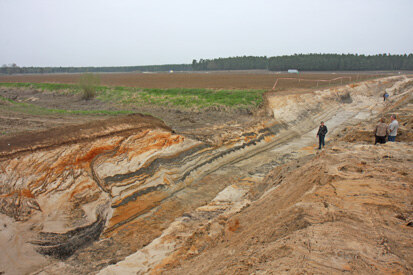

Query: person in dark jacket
[383,91,389,101]
[316,121,328,149]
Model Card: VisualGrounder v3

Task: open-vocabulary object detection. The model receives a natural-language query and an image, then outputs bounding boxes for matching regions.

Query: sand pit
[0,75,412,274]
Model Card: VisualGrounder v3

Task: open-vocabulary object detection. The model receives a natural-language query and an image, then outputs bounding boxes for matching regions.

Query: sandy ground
[97,76,413,275]
[152,92,413,275]
[159,141,413,274]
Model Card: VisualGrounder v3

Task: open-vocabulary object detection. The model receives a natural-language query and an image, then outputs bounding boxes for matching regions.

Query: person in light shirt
[388,115,399,142]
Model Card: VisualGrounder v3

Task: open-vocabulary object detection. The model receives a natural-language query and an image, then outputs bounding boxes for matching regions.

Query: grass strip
[0,82,265,109]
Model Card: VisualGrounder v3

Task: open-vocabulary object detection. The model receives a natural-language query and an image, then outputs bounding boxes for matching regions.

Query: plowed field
[0,72,387,90]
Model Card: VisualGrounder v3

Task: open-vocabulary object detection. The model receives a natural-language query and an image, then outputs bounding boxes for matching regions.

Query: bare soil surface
[0,113,171,158]
[0,108,99,137]
[0,72,387,90]
[0,71,390,139]
[0,71,391,138]
[0,86,257,138]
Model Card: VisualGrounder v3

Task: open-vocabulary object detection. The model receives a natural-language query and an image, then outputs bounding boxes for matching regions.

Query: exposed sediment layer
[155,140,413,274]
[0,109,290,272]
[0,76,412,274]
[99,77,413,275]
[0,113,171,158]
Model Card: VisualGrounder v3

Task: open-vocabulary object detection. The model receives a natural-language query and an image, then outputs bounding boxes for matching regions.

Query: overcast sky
[0,0,412,67]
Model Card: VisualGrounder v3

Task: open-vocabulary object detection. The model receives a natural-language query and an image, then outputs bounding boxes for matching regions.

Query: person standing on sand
[388,115,399,142]
[374,118,388,144]
[383,91,389,101]
[316,121,328,149]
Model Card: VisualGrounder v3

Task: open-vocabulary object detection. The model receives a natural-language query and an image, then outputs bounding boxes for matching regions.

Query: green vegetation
[100,88,264,108]
[0,82,264,110]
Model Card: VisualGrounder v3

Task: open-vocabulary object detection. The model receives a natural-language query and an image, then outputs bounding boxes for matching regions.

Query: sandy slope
[158,141,412,274]
[100,77,413,274]
[155,102,413,275]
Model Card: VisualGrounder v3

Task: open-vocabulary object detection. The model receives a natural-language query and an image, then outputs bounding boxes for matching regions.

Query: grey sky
[1,0,412,67]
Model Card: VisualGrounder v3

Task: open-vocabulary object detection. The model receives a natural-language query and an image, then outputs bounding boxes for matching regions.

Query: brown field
[0,71,391,90]
[0,71,394,137]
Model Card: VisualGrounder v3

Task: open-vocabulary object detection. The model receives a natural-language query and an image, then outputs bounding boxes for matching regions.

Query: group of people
[315,114,399,150]
[374,114,399,144]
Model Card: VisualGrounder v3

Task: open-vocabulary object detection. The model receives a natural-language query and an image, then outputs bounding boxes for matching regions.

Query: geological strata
[0,76,412,274]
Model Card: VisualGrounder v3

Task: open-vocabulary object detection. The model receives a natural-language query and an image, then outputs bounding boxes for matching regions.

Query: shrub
[79,73,100,100]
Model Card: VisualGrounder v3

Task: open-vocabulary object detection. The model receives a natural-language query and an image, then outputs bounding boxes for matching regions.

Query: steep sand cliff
[0,76,412,274]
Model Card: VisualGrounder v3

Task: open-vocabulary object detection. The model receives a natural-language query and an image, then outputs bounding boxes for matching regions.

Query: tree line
[268,54,413,71]
[0,63,192,75]
[1,54,412,74]
[192,56,268,70]
[192,54,413,71]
